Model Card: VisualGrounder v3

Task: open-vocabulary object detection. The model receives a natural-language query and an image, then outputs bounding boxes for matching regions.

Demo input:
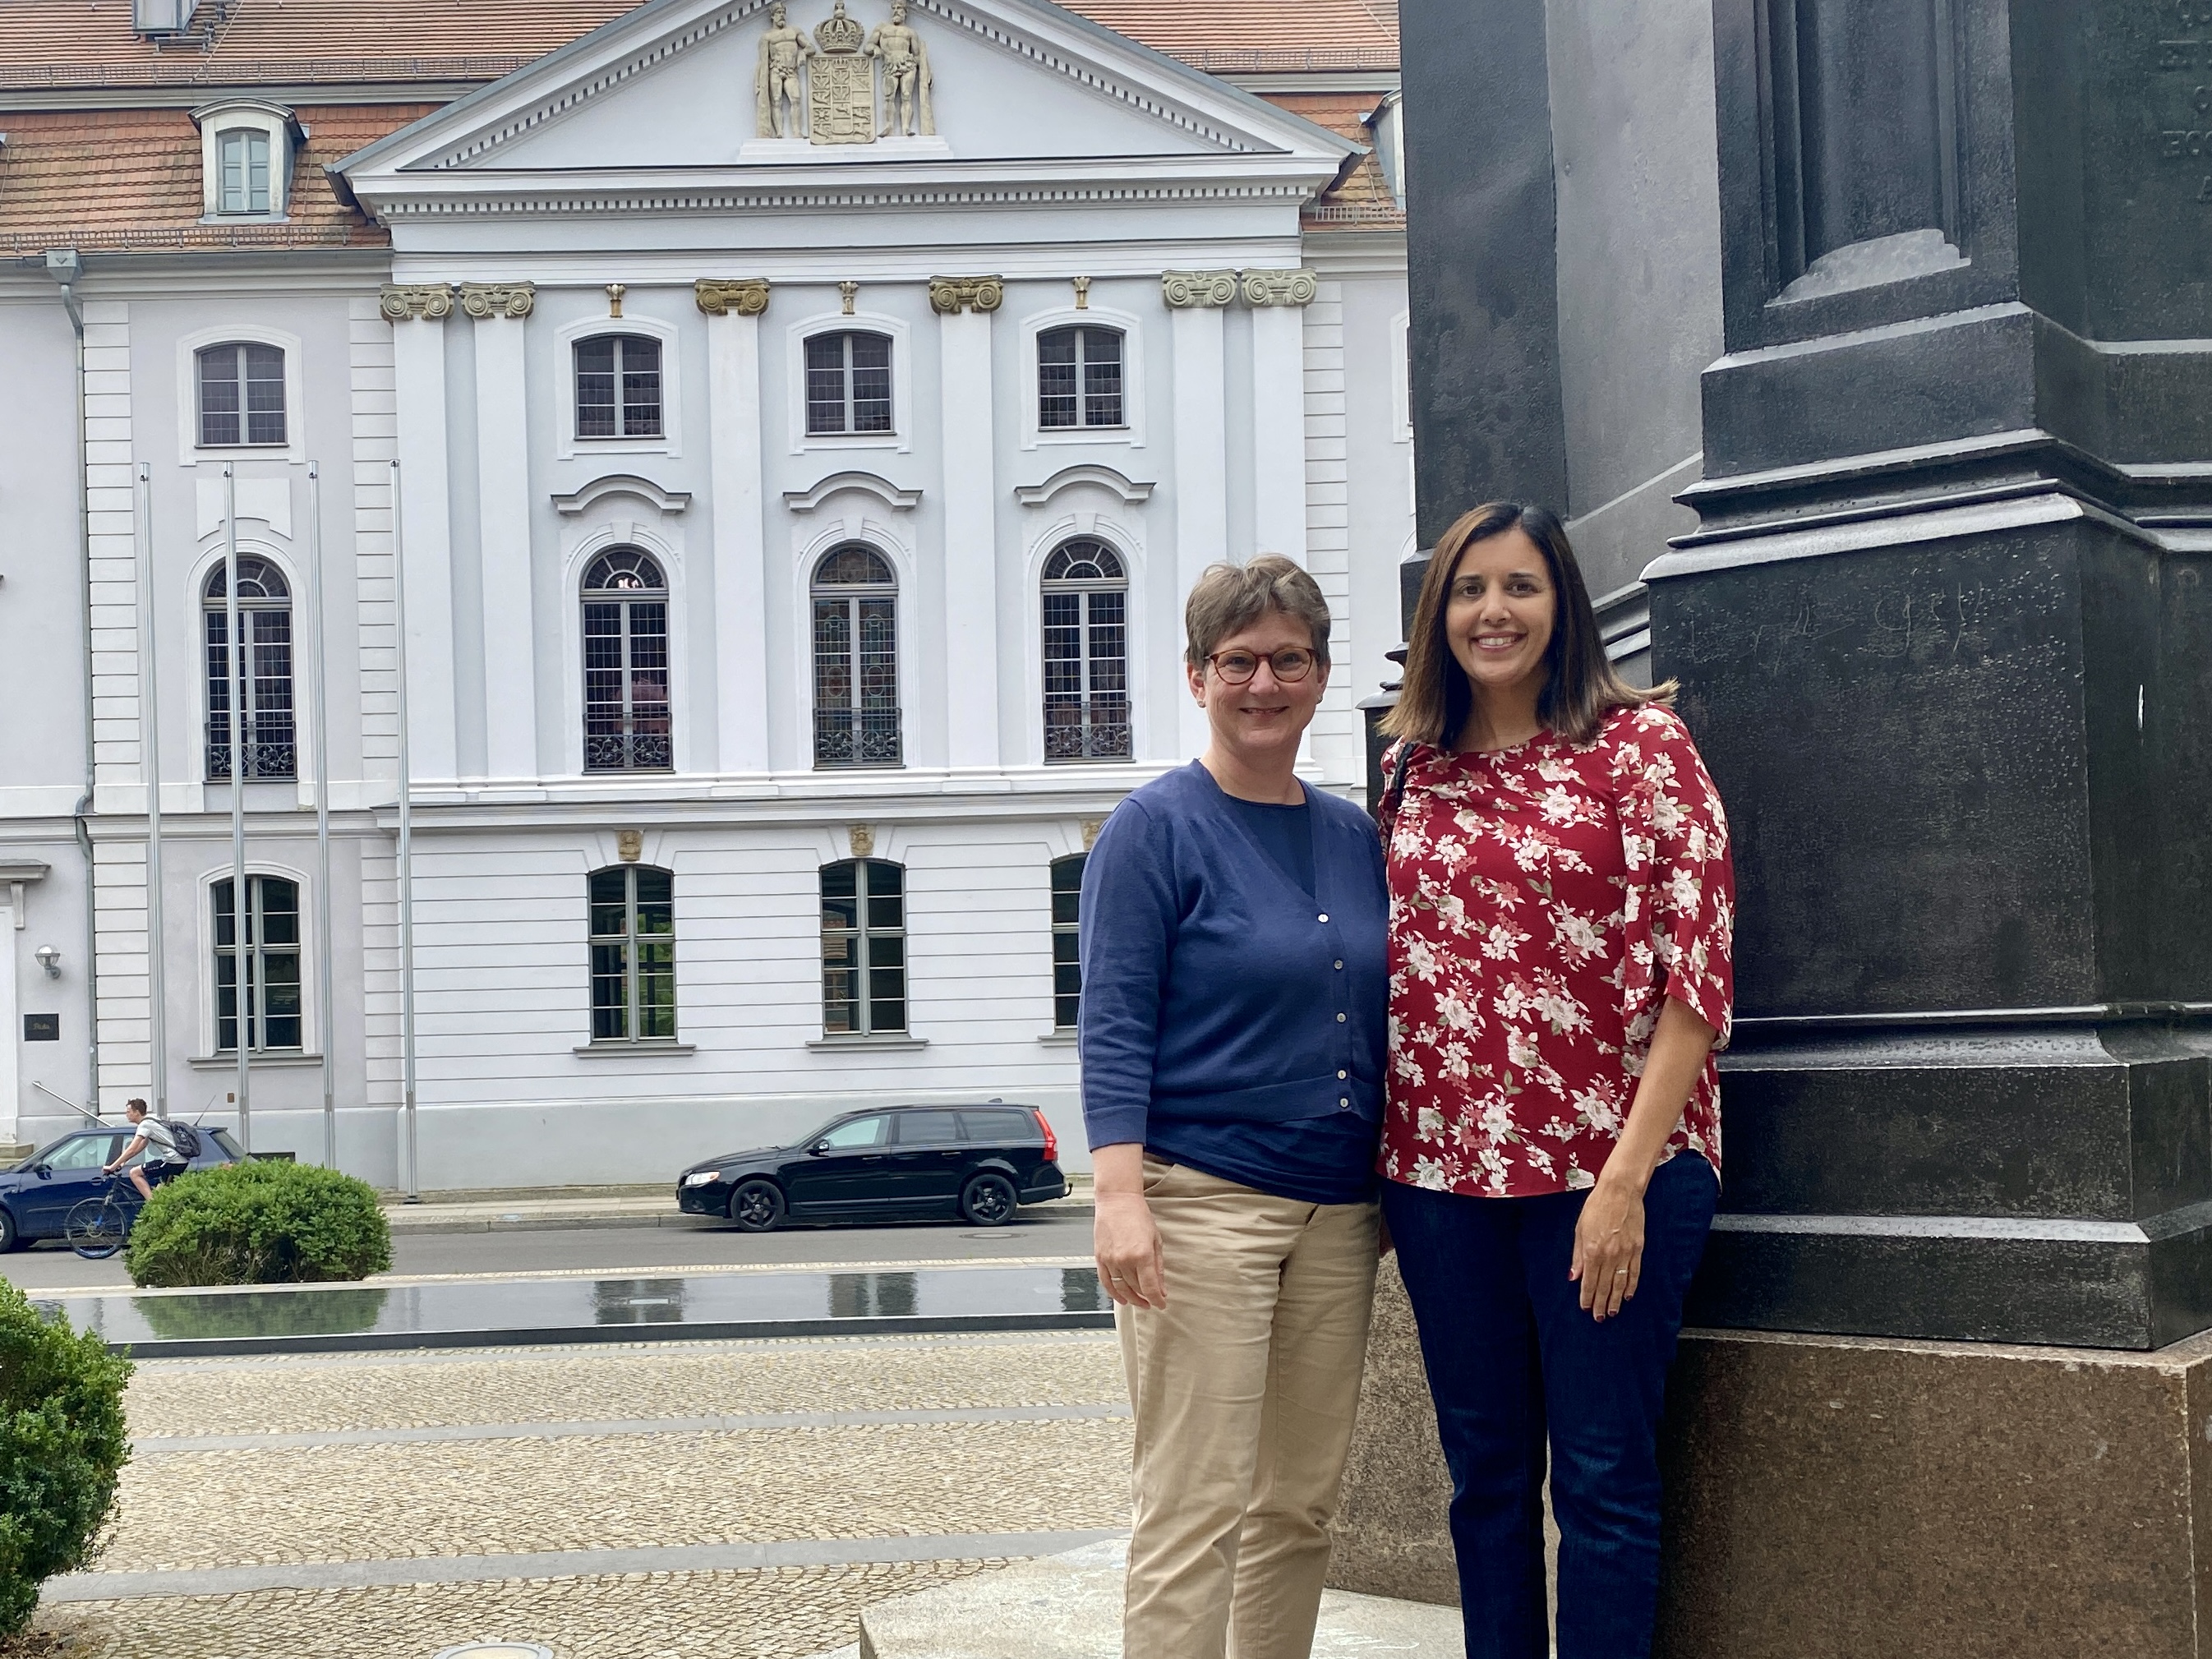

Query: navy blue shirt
[1077,762,1387,1205]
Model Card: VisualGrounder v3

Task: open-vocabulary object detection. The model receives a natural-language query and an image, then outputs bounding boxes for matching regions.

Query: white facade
[0,0,1410,1187]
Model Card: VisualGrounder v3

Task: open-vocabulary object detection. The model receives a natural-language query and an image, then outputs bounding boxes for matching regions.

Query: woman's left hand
[1570,1176,1646,1321]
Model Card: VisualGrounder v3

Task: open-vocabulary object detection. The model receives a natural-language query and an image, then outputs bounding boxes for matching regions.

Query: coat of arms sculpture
[753,0,935,144]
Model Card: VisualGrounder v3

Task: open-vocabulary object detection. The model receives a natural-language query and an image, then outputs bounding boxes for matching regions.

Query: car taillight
[1033,1108,1058,1164]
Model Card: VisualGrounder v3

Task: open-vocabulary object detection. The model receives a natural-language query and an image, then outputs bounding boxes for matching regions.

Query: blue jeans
[1380,1154,1717,1659]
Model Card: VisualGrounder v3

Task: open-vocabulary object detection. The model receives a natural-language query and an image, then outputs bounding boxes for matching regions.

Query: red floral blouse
[1379,704,1735,1199]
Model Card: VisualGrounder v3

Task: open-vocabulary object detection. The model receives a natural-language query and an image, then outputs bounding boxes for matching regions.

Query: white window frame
[183,539,318,797]
[786,310,911,456]
[555,313,682,461]
[1038,537,1134,764]
[191,100,293,220]
[1017,513,1152,767]
[193,859,318,1062]
[1019,303,1146,452]
[786,518,917,770]
[1391,308,1413,443]
[200,551,298,783]
[175,324,306,466]
[557,513,693,778]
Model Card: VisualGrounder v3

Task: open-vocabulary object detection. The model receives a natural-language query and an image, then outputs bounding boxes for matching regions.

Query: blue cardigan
[1076,762,1389,1152]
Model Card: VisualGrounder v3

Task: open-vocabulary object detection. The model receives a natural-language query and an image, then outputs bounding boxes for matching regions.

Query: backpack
[160,1119,202,1160]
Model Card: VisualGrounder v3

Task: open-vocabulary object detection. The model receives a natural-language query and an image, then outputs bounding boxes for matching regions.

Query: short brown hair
[1183,555,1332,671]
[1381,502,1671,748]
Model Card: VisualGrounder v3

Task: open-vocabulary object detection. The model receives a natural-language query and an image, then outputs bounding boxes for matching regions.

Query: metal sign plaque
[22,1013,58,1042]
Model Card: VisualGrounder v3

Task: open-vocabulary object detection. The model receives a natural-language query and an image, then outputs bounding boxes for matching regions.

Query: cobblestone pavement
[35,1330,1133,1659]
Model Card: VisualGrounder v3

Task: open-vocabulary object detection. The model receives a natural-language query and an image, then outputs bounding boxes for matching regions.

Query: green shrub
[125,1161,391,1288]
[0,1283,131,1636]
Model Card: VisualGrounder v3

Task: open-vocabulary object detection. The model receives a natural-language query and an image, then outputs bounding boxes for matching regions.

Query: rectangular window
[1051,855,1084,1029]
[198,344,286,448]
[1039,327,1124,429]
[589,865,677,1043]
[214,875,303,1053]
[821,859,906,1035]
[217,128,272,214]
[805,331,894,435]
[575,336,663,440]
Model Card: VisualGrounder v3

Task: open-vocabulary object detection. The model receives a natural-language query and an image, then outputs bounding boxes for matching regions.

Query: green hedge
[0,1283,131,1636]
[125,1161,391,1288]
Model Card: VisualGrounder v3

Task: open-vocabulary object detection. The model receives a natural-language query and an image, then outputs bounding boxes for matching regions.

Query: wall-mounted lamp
[34,944,61,979]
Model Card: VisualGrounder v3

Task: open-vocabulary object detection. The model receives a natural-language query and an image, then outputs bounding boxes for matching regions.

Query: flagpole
[389,458,419,1202]
[306,460,336,1171]
[134,463,168,1118]
[223,463,250,1153]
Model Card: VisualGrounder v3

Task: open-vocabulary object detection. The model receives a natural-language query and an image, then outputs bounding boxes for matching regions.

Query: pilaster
[465,280,537,783]
[934,276,1002,769]
[699,279,772,774]
[1245,269,1315,565]
[382,285,458,785]
[1164,272,1233,761]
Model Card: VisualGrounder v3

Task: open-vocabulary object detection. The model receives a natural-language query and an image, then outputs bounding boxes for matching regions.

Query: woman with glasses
[1080,555,1388,1659]
[1376,502,1735,1659]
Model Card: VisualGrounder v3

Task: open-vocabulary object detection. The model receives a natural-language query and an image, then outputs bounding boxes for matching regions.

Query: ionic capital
[928,276,1004,315]
[1240,268,1319,307]
[458,281,536,320]
[379,283,454,322]
[694,278,772,317]
[1161,270,1238,308]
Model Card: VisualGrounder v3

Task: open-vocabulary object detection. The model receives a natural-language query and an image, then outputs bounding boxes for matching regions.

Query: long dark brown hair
[1380,501,1672,749]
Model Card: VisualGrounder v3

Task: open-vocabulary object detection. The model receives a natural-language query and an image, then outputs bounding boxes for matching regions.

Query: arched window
[589,864,676,1043]
[1051,854,1085,1030]
[205,556,296,780]
[212,874,302,1053]
[1041,539,1131,762]
[196,343,286,447]
[1038,326,1124,429]
[821,859,905,1035]
[574,334,663,439]
[582,549,671,772]
[805,330,893,435]
[812,545,901,767]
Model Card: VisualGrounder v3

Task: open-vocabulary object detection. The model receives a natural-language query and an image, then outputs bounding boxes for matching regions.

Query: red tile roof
[1062,0,1397,72]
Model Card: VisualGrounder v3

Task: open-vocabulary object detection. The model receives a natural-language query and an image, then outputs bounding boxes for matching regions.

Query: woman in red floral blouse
[1376,502,1734,1659]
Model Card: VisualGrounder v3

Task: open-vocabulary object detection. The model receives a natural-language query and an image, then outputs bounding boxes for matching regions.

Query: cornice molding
[928,275,1004,315]
[370,178,1317,222]
[1013,463,1155,507]
[551,473,694,516]
[378,283,454,320]
[1162,269,1237,308]
[784,471,924,512]
[1241,266,1319,306]
[459,280,536,319]
[694,278,771,316]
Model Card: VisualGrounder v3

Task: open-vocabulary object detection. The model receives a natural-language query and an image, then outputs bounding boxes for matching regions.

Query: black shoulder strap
[1379,741,1418,827]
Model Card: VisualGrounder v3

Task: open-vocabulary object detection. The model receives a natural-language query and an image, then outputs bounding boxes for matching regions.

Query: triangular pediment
[337,0,1353,210]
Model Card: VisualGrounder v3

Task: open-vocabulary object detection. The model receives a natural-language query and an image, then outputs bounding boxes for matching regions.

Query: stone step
[856,1539,1463,1658]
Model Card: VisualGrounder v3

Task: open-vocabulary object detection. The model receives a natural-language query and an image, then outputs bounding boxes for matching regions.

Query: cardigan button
[1338,1070,1347,1079]
[1334,959,1343,970]
[1339,1098,1350,1108]
[1317,913,1329,923]
[1336,1012,1347,1023]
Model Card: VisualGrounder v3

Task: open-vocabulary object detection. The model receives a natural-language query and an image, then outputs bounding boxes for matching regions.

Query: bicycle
[64,1173,142,1260]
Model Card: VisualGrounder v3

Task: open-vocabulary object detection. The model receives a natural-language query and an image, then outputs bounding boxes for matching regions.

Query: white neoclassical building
[0,0,1411,1187]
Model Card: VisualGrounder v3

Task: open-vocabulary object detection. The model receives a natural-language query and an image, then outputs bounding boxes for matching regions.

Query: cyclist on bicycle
[102,1098,186,1200]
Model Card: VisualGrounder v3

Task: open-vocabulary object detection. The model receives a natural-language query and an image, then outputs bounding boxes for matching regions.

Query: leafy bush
[125,1161,391,1288]
[0,1283,131,1636]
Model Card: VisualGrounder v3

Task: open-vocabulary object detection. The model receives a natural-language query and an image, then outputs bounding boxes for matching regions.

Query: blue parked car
[0,1122,242,1251]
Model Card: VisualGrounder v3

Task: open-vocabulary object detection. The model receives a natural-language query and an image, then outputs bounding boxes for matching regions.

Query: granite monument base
[1330,1269,2212,1656]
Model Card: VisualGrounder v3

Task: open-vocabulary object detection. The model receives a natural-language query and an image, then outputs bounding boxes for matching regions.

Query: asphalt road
[0,1207,1098,1293]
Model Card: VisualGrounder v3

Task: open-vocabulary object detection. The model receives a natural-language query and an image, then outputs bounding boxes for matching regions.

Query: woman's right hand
[1091,1143,1167,1308]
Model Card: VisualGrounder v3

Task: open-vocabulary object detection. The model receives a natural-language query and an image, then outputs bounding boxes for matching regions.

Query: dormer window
[192,99,297,220]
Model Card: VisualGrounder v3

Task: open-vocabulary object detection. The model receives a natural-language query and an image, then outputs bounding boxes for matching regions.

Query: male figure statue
[865,0,933,137]
[754,2,815,139]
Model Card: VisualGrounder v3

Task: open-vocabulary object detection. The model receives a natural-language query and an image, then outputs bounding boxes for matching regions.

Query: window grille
[804,331,893,435]
[574,335,664,439]
[1038,326,1124,429]
[582,549,672,772]
[205,556,297,780]
[1041,539,1131,761]
[820,859,906,1035]
[1051,854,1085,1029]
[197,343,286,447]
[216,127,271,214]
[811,544,901,767]
[589,864,677,1042]
[213,875,303,1053]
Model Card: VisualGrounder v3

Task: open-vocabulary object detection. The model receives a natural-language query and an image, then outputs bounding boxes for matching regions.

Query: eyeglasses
[1206,648,1317,684]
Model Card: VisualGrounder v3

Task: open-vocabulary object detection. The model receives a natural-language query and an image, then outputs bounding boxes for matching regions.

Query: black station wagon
[677,1103,1067,1231]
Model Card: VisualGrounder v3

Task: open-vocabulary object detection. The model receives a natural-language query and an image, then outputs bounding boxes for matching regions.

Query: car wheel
[961,1172,1018,1227]
[0,1205,16,1253]
[729,1179,786,1233]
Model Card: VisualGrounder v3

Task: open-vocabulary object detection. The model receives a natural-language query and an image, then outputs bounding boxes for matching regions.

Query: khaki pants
[1118,1158,1380,1659]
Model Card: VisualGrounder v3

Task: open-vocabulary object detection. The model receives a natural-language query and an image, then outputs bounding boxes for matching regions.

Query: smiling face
[1187,606,1330,770]
[1444,527,1557,711]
